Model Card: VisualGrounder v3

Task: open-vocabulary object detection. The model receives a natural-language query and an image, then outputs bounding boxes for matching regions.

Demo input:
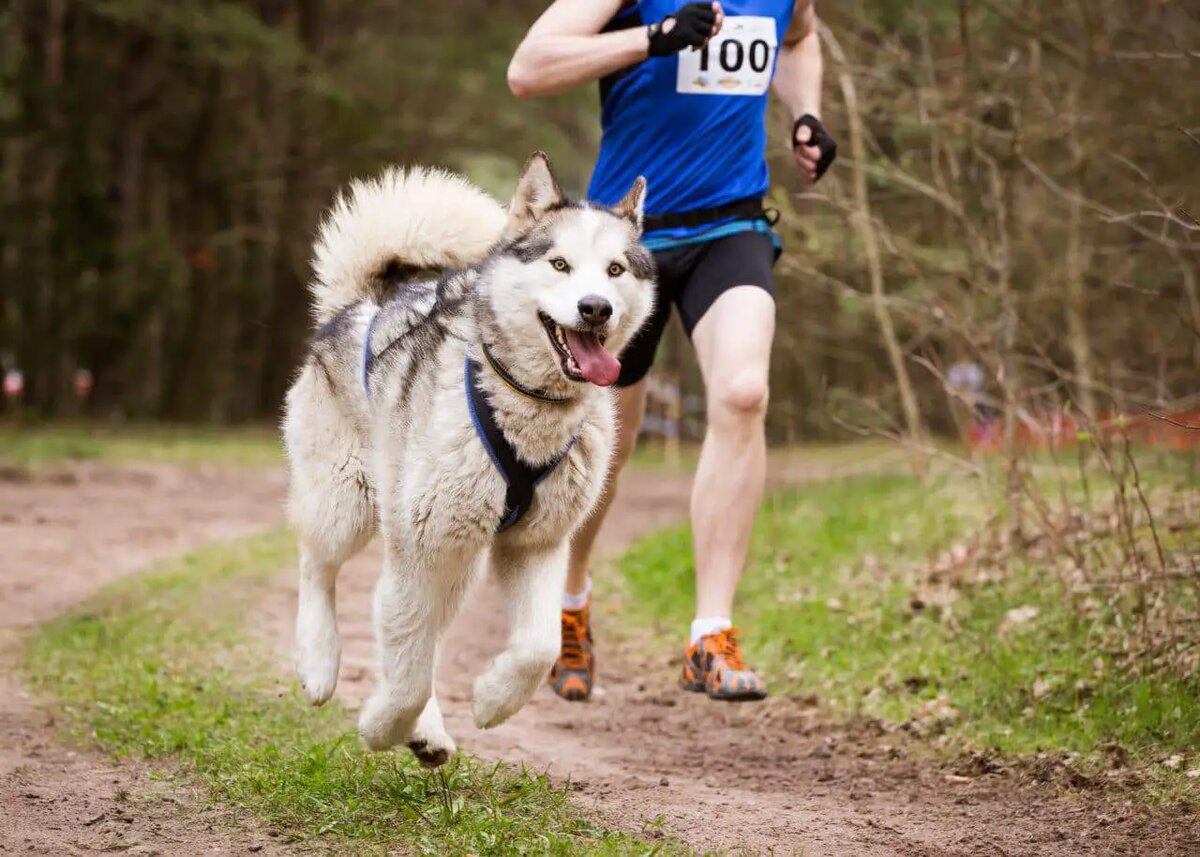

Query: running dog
[283,153,654,767]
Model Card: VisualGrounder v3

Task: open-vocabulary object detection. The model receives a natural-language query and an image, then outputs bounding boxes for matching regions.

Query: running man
[508,0,836,702]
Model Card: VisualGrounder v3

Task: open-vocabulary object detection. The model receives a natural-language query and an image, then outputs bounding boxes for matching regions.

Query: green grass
[0,422,282,468]
[24,530,686,855]
[617,470,1200,793]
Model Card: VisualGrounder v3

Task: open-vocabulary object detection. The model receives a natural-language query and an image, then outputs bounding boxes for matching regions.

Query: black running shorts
[616,229,777,388]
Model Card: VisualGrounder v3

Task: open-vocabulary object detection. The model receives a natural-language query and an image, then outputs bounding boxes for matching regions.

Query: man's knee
[710,372,769,423]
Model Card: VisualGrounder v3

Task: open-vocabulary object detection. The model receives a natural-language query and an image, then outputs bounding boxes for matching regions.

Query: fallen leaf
[909,694,959,736]
[1032,678,1052,699]
[998,605,1039,639]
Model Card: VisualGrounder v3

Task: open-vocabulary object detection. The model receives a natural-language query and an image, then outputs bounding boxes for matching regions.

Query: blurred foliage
[0,0,596,422]
[765,0,1199,440]
[0,1,1196,434]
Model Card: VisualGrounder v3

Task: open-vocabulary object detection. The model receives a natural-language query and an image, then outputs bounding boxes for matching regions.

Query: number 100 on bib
[675,16,778,97]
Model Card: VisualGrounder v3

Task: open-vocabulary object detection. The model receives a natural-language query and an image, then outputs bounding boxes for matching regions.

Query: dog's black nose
[577,295,613,325]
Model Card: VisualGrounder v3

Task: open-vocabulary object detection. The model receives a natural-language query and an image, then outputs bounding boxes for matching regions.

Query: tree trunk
[1064,193,1096,418]
[238,0,293,420]
[1063,87,1097,419]
[114,29,158,414]
[825,27,927,472]
[12,0,67,414]
[991,154,1024,540]
[259,0,326,417]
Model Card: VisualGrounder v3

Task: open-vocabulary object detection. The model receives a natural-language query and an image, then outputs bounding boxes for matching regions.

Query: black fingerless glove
[792,114,838,181]
[647,2,716,57]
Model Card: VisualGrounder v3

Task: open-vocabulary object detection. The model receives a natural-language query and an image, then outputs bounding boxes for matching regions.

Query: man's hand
[792,114,836,183]
[648,2,723,57]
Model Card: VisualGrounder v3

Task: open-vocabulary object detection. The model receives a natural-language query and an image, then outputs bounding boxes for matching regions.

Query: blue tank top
[587,0,794,249]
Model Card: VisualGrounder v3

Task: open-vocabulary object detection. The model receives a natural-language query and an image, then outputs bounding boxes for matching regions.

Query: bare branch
[973,0,1085,67]
[1147,411,1200,432]
[1101,210,1200,233]
[1021,155,1194,251]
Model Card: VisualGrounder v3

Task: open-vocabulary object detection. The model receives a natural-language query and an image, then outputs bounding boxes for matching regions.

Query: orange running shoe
[549,604,594,702]
[680,627,768,701]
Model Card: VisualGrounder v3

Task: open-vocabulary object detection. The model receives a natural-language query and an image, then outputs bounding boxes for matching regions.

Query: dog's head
[485,152,655,389]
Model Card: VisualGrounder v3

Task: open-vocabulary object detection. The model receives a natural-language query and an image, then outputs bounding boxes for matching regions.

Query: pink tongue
[563,329,621,386]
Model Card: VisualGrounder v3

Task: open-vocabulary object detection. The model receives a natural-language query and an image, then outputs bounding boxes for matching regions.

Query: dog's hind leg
[285,365,376,706]
[472,542,567,729]
[295,536,368,705]
[358,544,475,753]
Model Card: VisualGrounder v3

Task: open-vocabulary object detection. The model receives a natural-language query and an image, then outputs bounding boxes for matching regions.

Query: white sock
[690,616,732,645]
[562,579,591,611]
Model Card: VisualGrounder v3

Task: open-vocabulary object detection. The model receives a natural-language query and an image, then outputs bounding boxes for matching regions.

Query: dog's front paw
[407,698,456,767]
[407,730,456,768]
[471,674,514,730]
[295,634,341,706]
[472,648,554,729]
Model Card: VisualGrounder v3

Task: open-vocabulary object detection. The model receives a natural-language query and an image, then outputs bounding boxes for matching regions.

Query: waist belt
[464,356,576,532]
[642,195,777,234]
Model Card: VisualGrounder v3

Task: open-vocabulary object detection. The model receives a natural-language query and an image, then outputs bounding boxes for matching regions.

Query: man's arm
[508,0,722,98]
[772,1,830,182]
[773,1,822,120]
[508,0,648,98]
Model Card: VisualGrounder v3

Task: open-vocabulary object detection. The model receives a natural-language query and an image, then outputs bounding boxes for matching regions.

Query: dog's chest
[505,452,594,538]
[402,421,604,552]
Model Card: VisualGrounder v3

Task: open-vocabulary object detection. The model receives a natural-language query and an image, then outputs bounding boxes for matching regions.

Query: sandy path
[0,463,292,855]
[257,461,1198,856]
[1,459,1194,855]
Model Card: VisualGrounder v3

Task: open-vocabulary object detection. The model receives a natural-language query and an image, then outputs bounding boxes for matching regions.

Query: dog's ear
[613,176,646,232]
[506,151,563,236]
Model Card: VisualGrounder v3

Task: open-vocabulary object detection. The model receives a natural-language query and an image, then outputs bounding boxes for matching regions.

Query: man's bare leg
[565,380,649,597]
[549,381,647,701]
[689,286,775,624]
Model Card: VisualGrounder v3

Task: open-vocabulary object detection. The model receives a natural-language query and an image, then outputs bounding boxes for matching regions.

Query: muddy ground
[2,460,1195,855]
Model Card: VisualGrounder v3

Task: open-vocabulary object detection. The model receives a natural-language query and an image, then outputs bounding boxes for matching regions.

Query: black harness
[463,353,576,533]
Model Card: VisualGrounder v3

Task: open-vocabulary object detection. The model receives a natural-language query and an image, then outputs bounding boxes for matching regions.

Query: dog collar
[480,342,575,405]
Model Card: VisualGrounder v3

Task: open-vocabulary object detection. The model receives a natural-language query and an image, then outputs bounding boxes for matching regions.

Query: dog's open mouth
[539,312,621,387]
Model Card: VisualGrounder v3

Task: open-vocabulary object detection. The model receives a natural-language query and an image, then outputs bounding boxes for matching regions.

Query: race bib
[675,15,777,97]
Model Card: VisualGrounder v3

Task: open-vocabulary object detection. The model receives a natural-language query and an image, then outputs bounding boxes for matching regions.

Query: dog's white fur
[283,154,653,767]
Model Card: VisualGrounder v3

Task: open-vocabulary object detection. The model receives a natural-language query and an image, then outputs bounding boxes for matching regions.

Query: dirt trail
[1,460,1194,855]
[258,460,1196,857]
[0,463,292,855]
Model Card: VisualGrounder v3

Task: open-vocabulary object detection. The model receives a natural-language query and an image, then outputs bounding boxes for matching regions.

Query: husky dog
[283,153,654,767]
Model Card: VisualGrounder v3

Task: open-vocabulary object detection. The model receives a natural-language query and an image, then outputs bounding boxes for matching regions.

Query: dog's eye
[607,262,625,277]
[550,257,570,273]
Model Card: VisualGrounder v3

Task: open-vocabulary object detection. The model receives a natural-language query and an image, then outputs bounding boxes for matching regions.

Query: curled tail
[309,167,507,325]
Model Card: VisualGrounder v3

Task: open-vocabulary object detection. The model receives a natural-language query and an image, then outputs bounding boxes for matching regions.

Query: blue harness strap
[464,356,576,532]
[360,306,382,398]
